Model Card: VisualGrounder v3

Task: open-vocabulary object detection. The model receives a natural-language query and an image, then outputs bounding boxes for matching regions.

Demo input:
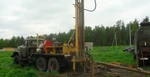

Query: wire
[84,0,97,12]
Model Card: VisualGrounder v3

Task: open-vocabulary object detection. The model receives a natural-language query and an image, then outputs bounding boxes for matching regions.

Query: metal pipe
[36,34,39,48]
[95,62,150,75]
[81,0,85,58]
[73,56,76,72]
[75,0,79,58]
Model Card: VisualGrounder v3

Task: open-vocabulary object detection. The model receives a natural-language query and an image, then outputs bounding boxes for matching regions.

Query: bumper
[140,58,148,60]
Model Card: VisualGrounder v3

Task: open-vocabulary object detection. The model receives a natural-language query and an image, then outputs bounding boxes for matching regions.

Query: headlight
[36,48,41,53]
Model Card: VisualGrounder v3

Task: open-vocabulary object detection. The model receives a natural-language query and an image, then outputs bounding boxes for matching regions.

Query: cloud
[0,28,16,39]
[85,0,150,27]
[0,0,75,39]
[0,0,150,39]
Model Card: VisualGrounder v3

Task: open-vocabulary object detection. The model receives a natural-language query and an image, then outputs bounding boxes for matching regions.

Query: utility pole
[112,32,117,47]
[129,24,131,47]
[115,32,117,47]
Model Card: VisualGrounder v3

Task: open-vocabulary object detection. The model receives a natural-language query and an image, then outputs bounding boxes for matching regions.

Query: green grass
[0,51,67,77]
[90,46,136,66]
[0,46,144,77]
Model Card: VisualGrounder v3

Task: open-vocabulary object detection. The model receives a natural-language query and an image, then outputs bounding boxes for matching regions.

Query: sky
[0,0,150,39]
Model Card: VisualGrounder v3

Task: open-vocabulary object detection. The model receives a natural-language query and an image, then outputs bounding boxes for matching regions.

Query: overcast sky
[0,0,150,39]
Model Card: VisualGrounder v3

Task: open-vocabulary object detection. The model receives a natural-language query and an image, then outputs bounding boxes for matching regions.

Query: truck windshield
[28,40,44,46]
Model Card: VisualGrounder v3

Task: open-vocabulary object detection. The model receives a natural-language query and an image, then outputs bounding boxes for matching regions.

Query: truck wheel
[14,55,24,66]
[36,57,47,71]
[48,58,59,72]
[136,55,143,67]
[14,55,19,64]
[133,54,136,60]
[137,60,144,67]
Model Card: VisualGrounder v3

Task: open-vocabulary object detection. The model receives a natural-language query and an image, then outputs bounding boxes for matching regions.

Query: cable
[84,0,97,12]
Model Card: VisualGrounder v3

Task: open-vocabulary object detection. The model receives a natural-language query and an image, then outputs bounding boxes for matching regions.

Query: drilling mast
[75,0,85,59]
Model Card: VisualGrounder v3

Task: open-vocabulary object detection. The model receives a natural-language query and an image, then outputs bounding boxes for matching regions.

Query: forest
[0,17,149,49]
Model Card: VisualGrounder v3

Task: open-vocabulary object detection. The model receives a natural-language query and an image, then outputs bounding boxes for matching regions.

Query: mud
[68,63,150,77]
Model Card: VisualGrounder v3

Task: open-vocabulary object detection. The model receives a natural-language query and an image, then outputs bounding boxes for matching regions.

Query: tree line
[0,17,149,48]
[0,36,24,49]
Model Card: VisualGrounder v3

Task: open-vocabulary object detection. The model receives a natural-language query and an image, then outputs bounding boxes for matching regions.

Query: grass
[89,46,150,72]
[0,51,67,77]
[0,46,146,77]
[90,46,137,66]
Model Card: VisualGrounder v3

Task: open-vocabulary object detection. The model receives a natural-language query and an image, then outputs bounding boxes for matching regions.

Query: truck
[11,0,94,76]
[135,22,150,66]
[11,37,73,71]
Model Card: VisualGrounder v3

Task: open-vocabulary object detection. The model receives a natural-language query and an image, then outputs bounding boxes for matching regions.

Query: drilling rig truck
[11,0,94,76]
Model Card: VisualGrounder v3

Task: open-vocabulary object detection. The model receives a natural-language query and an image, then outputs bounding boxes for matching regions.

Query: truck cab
[11,38,44,64]
[135,22,150,66]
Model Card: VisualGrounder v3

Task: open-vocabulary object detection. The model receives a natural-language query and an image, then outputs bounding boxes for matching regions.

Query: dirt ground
[94,68,148,77]
[67,64,150,77]
[68,69,149,77]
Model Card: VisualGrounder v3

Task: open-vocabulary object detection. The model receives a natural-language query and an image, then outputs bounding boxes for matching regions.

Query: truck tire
[137,59,144,67]
[14,55,20,64]
[48,58,59,72]
[133,54,136,60]
[14,55,24,66]
[36,57,47,71]
[136,55,144,67]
